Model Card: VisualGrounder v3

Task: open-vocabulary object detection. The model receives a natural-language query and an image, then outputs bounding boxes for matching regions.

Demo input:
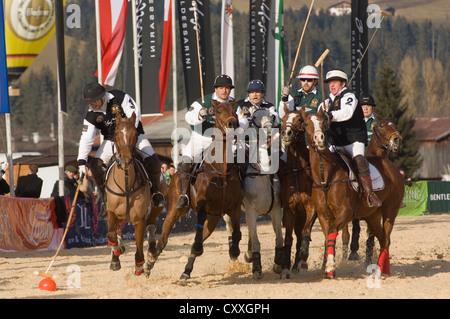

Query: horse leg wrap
[325,232,339,276]
[282,245,292,270]
[326,232,339,257]
[377,248,390,276]
[274,246,284,266]
[135,260,145,276]
[229,231,242,259]
[252,252,262,277]
[300,236,311,260]
[109,240,123,257]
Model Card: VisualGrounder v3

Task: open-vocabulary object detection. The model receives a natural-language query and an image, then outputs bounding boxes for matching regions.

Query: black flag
[178,0,215,107]
[249,0,272,86]
[351,0,368,98]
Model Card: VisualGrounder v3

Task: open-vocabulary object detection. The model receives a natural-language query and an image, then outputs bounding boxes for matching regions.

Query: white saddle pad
[348,162,385,192]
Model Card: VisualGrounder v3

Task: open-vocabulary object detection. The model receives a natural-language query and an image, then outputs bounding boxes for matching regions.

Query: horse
[105,112,152,276]
[238,108,283,279]
[343,118,403,262]
[148,101,243,280]
[301,107,404,278]
[279,107,317,278]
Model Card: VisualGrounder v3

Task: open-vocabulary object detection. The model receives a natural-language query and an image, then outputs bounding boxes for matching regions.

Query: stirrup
[367,193,382,208]
[152,192,165,208]
[176,194,189,209]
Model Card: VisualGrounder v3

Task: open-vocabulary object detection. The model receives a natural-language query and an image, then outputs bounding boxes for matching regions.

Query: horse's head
[212,100,238,134]
[301,107,328,152]
[280,110,303,147]
[114,112,138,169]
[372,119,403,153]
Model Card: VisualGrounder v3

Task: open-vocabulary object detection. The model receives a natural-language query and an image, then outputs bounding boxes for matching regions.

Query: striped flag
[0,2,10,114]
[221,0,234,82]
[96,0,128,86]
[159,0,172,113]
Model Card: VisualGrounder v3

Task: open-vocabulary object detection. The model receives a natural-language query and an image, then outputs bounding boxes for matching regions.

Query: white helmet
[296,65,319,79]
[325,69,348,83]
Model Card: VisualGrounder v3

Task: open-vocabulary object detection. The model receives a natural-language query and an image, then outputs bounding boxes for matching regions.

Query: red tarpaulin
[0,196,60,251]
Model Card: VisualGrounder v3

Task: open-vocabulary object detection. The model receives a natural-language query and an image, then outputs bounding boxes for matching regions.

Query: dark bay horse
[279,107,316,278]
[343,118,403,262]
[148,101,243,280]
[301,107,404,278]
[106,112,152,275]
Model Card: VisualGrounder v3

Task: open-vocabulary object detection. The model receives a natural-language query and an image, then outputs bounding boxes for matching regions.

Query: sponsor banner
[249,0,272,86]
[399,181,428,216]
[125,0,160,115]
[4,0,56,82]
[427,181,450,214]
[350,0,368,98]
[177,0,215,106]
[1,1,10,114]
[0,196,57,251]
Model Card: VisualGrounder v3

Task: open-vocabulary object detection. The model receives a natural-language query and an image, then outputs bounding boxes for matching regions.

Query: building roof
[413,118,450,142]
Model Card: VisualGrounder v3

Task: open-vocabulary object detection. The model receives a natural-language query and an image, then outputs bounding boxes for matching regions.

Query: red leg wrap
[326,232,339,257]
[377,248,390,276]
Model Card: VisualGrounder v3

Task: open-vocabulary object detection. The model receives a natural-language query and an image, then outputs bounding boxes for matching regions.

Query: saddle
[336,151,385,193]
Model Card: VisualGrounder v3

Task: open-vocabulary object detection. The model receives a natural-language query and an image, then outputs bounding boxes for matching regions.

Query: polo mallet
[192,1,205,106]
[35,182,82,279]
[287,0,315,86]
[314,49,330,110]
[349,10,391,85]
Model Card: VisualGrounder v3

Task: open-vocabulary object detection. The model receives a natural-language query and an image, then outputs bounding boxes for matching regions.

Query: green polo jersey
[294,88,323,115]
[365,116,377,151]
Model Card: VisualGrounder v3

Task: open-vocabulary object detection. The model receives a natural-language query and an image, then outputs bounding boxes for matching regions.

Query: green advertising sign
[399,181,428,216]
[427,181,450,214]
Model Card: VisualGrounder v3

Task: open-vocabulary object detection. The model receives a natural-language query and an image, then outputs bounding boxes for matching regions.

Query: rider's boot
[90,158,107,217]
[354,155,382,207]
[143,154,166,208]
[176,162,192,209]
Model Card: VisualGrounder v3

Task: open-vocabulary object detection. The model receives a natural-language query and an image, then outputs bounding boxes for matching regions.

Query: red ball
[39,278,57,291]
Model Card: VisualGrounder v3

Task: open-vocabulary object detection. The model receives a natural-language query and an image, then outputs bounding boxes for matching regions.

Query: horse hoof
[229,245,240,260]
[325,271,336,279]
[325,265,336,274]
[244,253,252,263]
[253,271,262,280]
[180,273,190,280]
[110,261,121,271]
[148,248,161,262]
[273,264,283,274]
[349,252,360,261]
[280,269,291,280]
[300,261,308,270]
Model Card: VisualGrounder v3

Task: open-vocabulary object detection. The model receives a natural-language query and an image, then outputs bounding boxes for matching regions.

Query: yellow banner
[4,0,56,80]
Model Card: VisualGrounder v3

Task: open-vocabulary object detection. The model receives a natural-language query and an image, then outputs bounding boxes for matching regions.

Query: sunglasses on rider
[300,78,314,82]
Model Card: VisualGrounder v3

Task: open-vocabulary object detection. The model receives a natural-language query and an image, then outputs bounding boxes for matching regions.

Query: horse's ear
[115,111,123,122]
[130,112,136,123]
[317,107,324,116]
[211,100,220,107]
[299,105,307,120]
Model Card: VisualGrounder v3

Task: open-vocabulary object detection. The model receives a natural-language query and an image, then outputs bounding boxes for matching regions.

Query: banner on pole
[221,0,234,84]
[350,0,368,97]
[249,0,272,86]
[177,0,215,107]
[159,0,173,113]
[0,2,10,114]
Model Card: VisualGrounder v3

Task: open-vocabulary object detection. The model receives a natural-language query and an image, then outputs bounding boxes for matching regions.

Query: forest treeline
[9,1,449,157]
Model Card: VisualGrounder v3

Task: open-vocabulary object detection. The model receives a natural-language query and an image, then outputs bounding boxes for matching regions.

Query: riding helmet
[213,74,234,89]
[247,79,265,92]
[360,94,376,107]
[296,65,319,79]
[324,69,348,83]
[83,82,106,103]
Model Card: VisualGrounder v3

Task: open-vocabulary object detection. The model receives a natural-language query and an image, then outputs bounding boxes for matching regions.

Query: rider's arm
[77,119,97,164]
[278,95,294,119]
[329,92,358,122]
[185,100,204,126]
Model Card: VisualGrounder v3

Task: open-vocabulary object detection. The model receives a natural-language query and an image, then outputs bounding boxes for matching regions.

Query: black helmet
[213,74,234,89]
[360,94,376,107]
[247,79,265,92]
[83,82,106,103]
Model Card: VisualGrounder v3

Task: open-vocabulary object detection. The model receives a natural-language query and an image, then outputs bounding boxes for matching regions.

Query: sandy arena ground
[0,214,449,300]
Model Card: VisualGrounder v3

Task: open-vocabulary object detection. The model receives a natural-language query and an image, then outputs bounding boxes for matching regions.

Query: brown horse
[106,112,152,275]
[301,107,404,278]
[148,101,243,280]
[343,118,403,262]
[279,108,316,278]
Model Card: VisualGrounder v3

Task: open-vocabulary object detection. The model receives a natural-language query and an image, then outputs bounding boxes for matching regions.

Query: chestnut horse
[279,108,317,278]
[343,118,403,262]
[106,112,152,275]
[148,101,243,280]
[301,107,404,278]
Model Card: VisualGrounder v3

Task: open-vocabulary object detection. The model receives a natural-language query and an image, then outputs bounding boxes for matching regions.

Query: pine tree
[373,63,422,179]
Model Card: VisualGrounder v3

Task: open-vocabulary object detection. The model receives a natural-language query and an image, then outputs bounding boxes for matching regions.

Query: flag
[249,0,272,85]
[0,2,10,114]
[178,0,215,106]
[221,0,234,82]
[266,0,284,108]
[96,0,128,86]
[351,0,368,97]
[159,0,173,113]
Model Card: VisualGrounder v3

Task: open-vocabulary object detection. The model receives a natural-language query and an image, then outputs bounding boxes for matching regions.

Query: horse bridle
[372,121,401,156]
